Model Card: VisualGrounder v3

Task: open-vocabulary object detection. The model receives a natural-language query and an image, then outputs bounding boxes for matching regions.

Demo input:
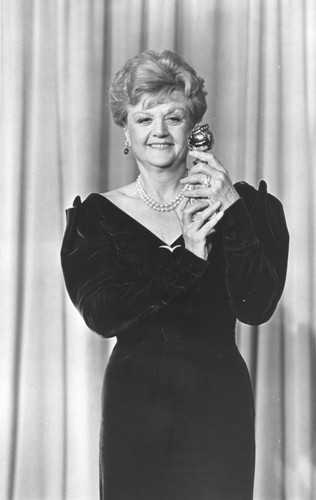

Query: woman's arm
[61,197,208,338]
[221,181,289,325]
[180,151,289,326]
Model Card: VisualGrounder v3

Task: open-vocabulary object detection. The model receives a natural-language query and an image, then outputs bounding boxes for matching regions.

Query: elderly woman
[61,50,289,500]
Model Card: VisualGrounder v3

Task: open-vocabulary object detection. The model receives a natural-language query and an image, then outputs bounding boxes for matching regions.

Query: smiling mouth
[148,143,173,149]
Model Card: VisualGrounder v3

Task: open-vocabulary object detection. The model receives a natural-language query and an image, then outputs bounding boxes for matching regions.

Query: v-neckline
[92,193,184,247]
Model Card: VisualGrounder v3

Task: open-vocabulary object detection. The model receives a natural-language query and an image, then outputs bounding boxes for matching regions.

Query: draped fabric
[1,1,315,499]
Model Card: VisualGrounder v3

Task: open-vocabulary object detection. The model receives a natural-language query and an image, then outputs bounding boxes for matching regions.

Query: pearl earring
[124,140,130,155]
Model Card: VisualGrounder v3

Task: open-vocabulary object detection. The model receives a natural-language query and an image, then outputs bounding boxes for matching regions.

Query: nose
[152,117,169,137]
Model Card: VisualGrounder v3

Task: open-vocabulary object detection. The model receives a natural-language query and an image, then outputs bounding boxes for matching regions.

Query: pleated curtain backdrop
[1,1,315,499]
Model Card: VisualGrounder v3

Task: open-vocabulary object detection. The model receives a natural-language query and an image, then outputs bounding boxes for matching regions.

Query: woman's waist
[116,315,236,354]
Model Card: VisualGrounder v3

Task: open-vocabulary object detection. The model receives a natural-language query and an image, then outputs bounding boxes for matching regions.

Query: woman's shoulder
[64,182,139,238]
[234,180,284,213]
[234,180,289,251]
[68,182,137,214]
[99,182,138,211]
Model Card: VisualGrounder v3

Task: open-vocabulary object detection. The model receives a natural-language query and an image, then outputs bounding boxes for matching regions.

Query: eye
[137,117,152,124]
[167,115,183,124]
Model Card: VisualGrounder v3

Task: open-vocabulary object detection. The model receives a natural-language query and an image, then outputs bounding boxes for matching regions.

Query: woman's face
[124,91,192,171]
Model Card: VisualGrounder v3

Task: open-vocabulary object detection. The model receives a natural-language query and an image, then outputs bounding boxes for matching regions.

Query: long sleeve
[61,196,209,338]
[221,181,289,325]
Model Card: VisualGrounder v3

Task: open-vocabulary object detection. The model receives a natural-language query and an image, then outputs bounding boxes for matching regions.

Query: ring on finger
[202,175,212,188]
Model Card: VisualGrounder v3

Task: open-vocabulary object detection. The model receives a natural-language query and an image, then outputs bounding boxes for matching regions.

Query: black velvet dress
[61,181,289,500]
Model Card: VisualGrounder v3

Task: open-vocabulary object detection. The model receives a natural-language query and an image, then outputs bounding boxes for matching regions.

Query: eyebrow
[132,107,187,117]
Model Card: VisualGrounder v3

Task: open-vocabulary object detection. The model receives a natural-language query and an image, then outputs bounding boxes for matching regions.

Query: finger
[177,197,189,212]
[192,201,222,228]
[175,197,189,220]
[182,200,210,225]
[184,198,212,213]
[188,150,212,162]
[192,200,221,219]
[187,163,226,180]
[189,149,222,166]
[188,151,226,173]
[184,188,212,199]
[200,210,224,235]
[180,173,211,186]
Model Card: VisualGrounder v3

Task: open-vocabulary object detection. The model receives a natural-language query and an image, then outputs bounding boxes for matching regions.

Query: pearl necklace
[136,174,190,212]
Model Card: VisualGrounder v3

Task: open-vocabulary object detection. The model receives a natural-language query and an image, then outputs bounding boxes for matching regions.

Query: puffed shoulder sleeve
[220,181,289,325]
[60,195,208,338]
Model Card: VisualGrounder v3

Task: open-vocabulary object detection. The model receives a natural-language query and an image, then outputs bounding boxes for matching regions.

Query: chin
[146,155,176,168]
[151,156,179,167]
[149,152,186,168]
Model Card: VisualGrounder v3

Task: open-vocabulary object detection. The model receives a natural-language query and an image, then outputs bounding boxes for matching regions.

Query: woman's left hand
[180,150,240,211]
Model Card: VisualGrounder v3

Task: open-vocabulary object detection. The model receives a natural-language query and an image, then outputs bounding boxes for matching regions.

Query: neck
[137,164,187,204]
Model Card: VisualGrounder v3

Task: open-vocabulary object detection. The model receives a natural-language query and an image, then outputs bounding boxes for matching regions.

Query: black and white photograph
[1,1,315,499]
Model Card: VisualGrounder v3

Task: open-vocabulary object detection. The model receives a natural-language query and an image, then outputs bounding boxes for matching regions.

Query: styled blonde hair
[109,50,207,127]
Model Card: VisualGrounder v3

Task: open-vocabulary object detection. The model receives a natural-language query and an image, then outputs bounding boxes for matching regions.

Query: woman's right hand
[176,199,224,260]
